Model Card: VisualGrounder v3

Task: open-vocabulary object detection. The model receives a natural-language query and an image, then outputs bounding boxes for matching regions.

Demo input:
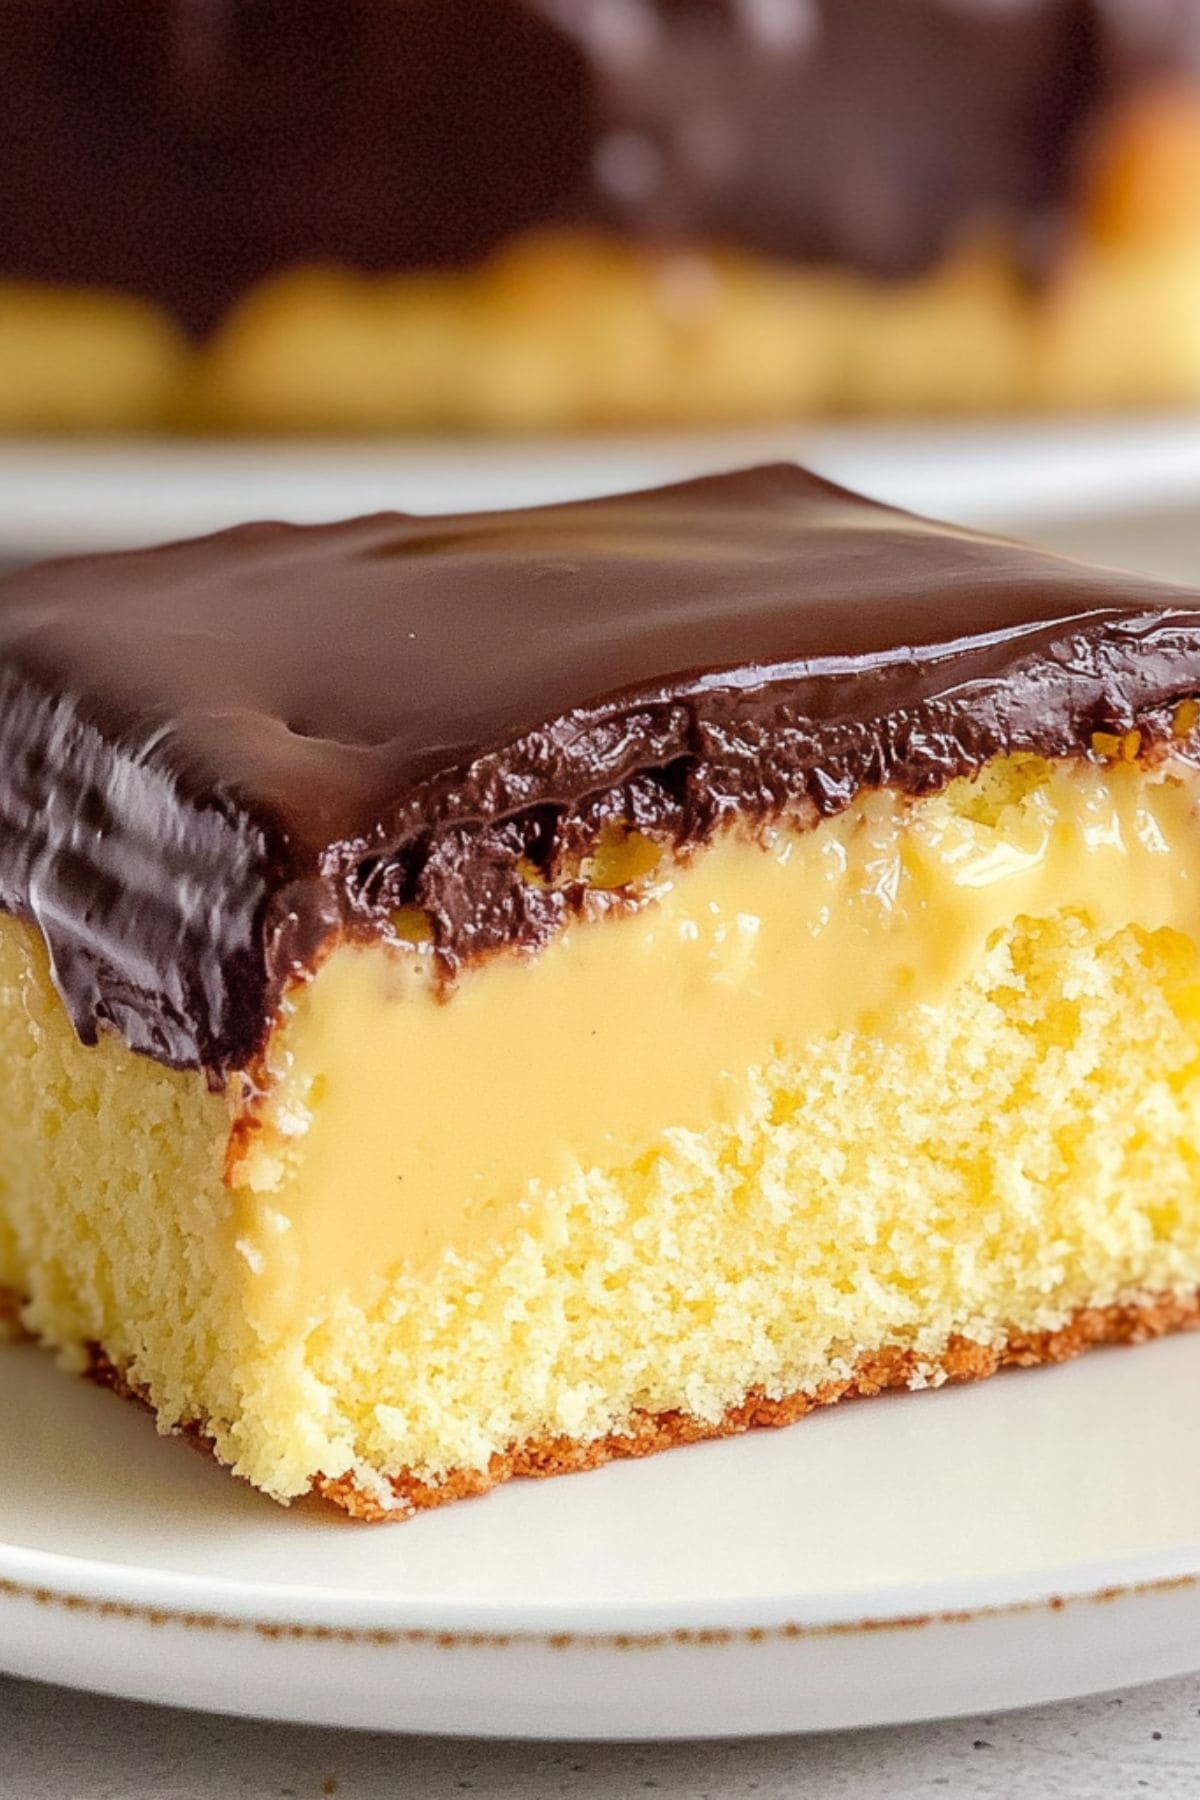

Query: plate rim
[3,1533,1200,1641]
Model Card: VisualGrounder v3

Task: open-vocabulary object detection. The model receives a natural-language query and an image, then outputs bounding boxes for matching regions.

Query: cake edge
[325,1292,1200,1521]
[3,1284,1194,1520]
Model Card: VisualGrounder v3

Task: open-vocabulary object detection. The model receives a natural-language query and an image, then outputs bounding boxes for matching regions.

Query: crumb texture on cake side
[3,751,1200,1512]
[0,919,250,1447]
[316,1291,1200,1520]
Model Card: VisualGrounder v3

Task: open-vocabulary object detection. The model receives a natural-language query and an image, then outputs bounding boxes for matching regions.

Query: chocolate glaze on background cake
[0,465,1199,1078]
[3,0,1200,336]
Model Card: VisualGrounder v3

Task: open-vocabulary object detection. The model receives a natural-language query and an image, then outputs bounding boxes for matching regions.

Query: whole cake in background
[5,0,1200,432]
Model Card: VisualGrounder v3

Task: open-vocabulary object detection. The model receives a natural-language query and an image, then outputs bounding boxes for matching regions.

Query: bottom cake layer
[1,1287,1193,1519]
[318,1293,1200,1519]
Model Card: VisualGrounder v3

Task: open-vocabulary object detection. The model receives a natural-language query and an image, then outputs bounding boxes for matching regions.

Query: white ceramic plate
[4,454,1200,1738]
[3,414,1200,557]
[3,1329,1200,1737]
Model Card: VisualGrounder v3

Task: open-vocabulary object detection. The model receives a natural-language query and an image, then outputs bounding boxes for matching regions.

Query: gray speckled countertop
[3,1674,1199,1799]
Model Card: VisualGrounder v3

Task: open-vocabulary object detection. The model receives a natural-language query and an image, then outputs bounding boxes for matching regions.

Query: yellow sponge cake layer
[4,751,1200,1510]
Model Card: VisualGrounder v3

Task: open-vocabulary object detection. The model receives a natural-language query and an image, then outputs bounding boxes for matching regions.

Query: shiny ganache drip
[1,464,1200,1077]
[3,0,1199,335]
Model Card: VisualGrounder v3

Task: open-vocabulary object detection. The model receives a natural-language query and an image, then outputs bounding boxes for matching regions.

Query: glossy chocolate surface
[2,462,1200,1076]
[3,0,1200,335]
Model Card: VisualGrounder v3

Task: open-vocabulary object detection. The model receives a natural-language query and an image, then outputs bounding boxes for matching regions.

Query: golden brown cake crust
[5,1286,1197,1521]
[318,1293,1200,1520]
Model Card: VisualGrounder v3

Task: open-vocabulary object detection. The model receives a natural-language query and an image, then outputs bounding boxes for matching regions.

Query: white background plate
[3,431,1200,1738]
[2,414,1200,556]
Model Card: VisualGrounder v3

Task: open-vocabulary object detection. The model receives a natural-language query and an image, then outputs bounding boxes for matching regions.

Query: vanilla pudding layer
[4,751,1200,1507]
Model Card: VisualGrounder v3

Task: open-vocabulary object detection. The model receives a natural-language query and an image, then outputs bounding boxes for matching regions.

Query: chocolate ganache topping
[3,0,1200,336]
[1,463,1199,1079]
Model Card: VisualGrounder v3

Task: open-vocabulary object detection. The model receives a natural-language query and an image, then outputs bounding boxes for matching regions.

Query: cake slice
[3,465,1200,1518]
